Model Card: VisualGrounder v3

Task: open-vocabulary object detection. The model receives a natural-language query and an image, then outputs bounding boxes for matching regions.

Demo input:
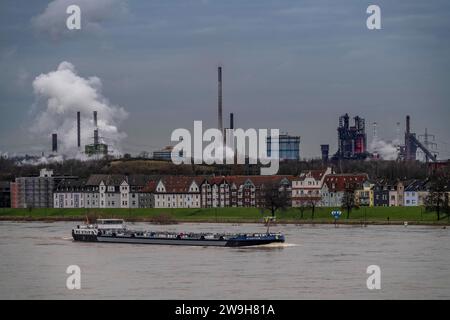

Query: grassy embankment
[0,206,448,225]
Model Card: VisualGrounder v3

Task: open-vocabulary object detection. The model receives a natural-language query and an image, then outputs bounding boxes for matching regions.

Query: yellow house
[355,180,375,207]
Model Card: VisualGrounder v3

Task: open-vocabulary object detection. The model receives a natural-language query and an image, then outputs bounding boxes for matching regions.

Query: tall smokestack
[321,144,329,163]
[405,115,411,160]
[218,66,223,133]
[52,133,57,153]
[94,129,99,145]
[93,111,98,128]
[77,111,81,148]
[93,110,99,145]
[230,113,234,129]
[406,115,410,135]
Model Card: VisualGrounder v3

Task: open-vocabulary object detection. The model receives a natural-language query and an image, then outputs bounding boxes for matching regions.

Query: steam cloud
[370,138,399,160]
[31,61,128,158]
[20,155,64,166]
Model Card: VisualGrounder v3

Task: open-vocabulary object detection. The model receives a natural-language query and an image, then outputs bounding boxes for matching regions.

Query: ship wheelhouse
[96,219,125,230]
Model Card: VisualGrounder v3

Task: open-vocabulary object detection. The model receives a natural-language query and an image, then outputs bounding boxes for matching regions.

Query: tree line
[0,157,434,181]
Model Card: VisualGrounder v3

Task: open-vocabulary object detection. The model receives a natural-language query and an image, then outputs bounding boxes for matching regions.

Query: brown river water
[0,221,449,299]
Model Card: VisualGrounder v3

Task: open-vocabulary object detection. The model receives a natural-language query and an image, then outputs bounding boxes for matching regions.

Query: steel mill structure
[85,111,109,157]
[400,115,437,162]
[333,113,369,160]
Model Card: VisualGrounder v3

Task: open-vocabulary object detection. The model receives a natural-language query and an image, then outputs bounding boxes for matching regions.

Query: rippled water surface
[0,221,449,299]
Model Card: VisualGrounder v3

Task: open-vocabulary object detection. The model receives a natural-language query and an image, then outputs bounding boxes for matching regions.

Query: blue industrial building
[267,134,301,161]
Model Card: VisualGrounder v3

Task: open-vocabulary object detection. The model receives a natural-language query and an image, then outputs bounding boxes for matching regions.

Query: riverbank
[0,207,448,225]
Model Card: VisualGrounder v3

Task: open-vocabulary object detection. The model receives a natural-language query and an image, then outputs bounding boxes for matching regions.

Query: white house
[404,180,427,206]
[153,177,201,208]
[320,174,368,207]
[291,167,332,207]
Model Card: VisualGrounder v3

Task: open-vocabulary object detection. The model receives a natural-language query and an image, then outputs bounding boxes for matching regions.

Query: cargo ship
[72,219,285,247]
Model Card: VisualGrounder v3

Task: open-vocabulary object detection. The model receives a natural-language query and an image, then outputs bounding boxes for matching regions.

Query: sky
[0,0,449,159]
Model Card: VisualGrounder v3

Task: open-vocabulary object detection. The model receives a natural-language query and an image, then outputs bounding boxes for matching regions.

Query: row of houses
[291,167,440,207]
[2,167,447,209]
[52,174,293,209]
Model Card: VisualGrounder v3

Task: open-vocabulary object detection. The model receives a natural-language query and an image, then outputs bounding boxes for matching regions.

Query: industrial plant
[328,113,440,163]
[36,66,443,165]
[50,110,109,158]
[399,115,438,162]
[84,111,109,157]
[332,113,369,161]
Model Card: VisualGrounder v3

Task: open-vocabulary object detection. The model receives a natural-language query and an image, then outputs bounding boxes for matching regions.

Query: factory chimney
[230,113,234,130]
[218,66,223,133]
[77,111,81,148]
[93,111,99,145]
[406,115,410,135]
[405,115,411,160]
[94,129,99,145]
[52,133,58,153]
[320,144,329,163]
[93,111,98,128]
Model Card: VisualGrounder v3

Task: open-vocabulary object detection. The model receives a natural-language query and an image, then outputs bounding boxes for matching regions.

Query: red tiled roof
[142,176,199,193]
[142,180,158,193]
[323,174,368,192]
[143,175,295,192]
[201,175,294,187]
[163,176,194,193]
[298,168,328,181]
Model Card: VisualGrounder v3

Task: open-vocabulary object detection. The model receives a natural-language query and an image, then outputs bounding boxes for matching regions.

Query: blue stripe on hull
[225,239,285,247]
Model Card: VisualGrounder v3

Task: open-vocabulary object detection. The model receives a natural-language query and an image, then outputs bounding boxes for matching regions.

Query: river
[0,221,449,299]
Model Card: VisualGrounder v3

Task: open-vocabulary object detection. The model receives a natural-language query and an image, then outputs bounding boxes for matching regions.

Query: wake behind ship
[72,219,285,247]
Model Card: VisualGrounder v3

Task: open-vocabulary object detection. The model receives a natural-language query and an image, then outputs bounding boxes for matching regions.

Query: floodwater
[0,221,449,299]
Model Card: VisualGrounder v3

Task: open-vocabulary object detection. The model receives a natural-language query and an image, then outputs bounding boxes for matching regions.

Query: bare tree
[296,199,309,219]
[341,186,359,219]
[425,173,450,220]
[307,197,320,220]
[263,181,289,217]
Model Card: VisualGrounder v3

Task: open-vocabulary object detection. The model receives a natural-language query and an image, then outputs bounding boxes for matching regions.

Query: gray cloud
[0,0,449,159]
[31,0,128,41]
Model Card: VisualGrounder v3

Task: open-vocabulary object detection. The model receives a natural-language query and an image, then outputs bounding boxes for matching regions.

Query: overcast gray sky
[1,0,449,159]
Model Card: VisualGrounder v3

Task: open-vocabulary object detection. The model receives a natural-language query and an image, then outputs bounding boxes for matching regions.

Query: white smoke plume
[31,61,128,158]
[370,138,399,160]
[19,155,64,166]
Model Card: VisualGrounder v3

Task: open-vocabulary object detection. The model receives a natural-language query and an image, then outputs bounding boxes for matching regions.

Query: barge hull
[72,235,284,247]
[97,236,228,246]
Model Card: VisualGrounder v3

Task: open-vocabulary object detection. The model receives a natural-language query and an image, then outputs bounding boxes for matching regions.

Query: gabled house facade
[404,180,428,207]
[320,173,368,207]
[389,181,406,207]
[355,180,375,207]
[373,180,395,207]
[153,177,201,208]
[291,167,332,207]
[53,174,155,209]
